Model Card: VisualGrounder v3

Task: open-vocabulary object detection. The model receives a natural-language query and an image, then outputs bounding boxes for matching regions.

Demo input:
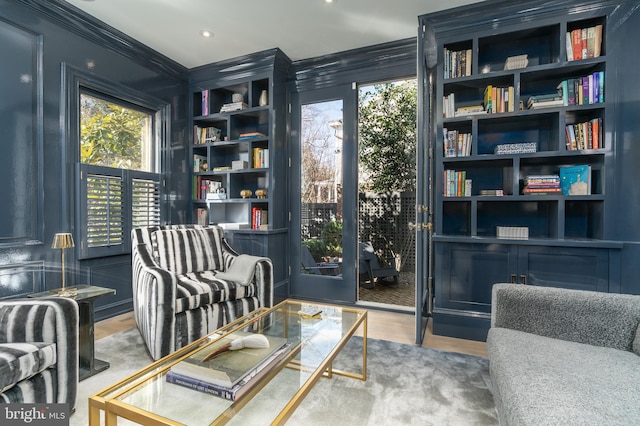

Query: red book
[571,29,582,61]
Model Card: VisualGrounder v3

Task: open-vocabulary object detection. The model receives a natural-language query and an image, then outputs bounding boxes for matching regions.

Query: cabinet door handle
[510,274,516,284]
[520,275,527,285]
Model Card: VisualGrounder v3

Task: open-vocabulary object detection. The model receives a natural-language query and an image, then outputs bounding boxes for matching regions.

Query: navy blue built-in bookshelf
[419,0,637,341]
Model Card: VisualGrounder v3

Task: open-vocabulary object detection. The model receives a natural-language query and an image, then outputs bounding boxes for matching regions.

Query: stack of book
[522,175,561,195]
[220,102,248,112]
[527,92,563,109]
[166,333,290,401]
[239,131,266,140]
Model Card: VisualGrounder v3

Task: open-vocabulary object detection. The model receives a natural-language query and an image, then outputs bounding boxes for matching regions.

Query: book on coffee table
[166,342,291,401]
[169,332,289,389]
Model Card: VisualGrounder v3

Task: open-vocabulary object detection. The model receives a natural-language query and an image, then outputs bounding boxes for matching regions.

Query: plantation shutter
[78,164,162,259]
[87,173,124,247]
[132,175,161,228]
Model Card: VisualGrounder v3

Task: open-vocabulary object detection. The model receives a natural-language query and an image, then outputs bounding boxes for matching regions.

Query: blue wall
[0,0,189,318]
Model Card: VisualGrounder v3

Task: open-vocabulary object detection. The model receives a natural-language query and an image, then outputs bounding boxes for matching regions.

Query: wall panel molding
[0,17,44,247]
[0,261,45,298]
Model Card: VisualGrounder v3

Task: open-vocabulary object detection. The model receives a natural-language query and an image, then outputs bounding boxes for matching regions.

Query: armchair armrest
[0,298,78,405]
[132,242,178,360]
[491,283,640,351]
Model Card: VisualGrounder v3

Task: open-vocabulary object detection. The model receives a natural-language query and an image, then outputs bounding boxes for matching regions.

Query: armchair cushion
[175,271,259,313]
[151,227,223,274]
[0,342,57,392]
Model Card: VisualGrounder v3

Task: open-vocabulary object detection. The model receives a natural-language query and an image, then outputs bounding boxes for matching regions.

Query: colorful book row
[566,118,602,150]
[252,148,269,168]
[566,25,603,62]
[443,170,471,197]
[252,207,268,230]
[557,72,605,106]
[443,48,472,79]
[194,125,222,144]
[443,129,472,157]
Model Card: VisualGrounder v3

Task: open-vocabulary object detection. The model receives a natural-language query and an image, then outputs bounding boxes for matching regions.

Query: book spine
[166,371,236,400]
[571,29,582,61]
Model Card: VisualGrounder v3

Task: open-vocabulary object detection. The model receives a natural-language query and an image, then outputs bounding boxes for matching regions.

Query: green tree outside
[80,94,150,171]
[358,81,417,192]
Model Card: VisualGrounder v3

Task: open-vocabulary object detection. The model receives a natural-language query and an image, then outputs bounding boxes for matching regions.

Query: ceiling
[63,0,485,69]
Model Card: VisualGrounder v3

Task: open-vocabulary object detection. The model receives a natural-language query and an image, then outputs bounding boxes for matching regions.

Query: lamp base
[50,287,78,298]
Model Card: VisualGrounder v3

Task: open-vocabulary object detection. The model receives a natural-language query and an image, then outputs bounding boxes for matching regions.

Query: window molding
[62,62,168,259]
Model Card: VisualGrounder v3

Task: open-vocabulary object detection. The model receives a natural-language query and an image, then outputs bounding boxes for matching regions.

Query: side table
[29,284,116,381]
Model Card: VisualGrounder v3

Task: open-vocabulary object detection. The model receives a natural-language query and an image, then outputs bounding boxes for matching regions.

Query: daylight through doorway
[357,79,417,309]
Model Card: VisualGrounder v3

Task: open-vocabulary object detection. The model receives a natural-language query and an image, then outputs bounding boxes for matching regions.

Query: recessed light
[200,30,213,38]
[325,0,334,3]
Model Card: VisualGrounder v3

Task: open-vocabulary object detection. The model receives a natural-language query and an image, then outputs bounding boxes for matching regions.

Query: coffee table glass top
[91,299,367,425]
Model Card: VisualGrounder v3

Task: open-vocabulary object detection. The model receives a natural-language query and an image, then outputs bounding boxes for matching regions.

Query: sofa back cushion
[151,227,223,274]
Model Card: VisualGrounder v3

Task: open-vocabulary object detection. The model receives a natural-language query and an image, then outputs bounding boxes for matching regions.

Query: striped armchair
[132,225,274,360]
[0,298,78,408]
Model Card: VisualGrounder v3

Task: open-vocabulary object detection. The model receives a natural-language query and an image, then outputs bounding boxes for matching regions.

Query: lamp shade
[52,233,75,249]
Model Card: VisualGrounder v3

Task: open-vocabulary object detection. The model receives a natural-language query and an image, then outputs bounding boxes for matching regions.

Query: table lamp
[52,232,76,297]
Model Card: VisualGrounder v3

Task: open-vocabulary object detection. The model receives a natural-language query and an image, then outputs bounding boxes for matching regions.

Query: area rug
[71,327,497,425]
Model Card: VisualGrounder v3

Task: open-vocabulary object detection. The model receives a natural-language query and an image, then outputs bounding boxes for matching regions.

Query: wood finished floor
[95,308,487,358]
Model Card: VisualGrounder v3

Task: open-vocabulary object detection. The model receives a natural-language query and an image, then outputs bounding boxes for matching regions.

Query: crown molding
[14,0,188,81]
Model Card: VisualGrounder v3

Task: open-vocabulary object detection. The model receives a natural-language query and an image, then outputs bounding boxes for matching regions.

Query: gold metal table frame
[88,299,367,425]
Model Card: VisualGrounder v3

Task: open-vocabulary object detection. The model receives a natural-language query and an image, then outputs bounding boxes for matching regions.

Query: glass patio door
[289,85,357,303]
[415,26,436,344]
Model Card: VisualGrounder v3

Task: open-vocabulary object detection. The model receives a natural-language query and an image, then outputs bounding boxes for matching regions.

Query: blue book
[560,165,591,195]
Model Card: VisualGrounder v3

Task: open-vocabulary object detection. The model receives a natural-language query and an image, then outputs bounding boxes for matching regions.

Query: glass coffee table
[89,299,367,425]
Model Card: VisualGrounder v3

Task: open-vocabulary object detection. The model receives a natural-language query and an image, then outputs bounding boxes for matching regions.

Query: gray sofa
[487,283,640,425]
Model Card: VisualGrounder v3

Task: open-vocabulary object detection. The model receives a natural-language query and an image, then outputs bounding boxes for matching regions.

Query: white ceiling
[64,0,485,69]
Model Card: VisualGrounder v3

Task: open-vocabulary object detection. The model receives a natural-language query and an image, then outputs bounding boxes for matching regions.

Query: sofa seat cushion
[175,270,259,313]
[0,342,57,392]
[151,228,224,275]
[487,328,640,426]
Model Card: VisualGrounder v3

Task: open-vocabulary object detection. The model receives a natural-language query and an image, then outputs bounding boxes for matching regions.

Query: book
[560,165,591,195]
[166,342,291,401]
[169,332,289,389]
[565,31,574,61]
[298,305,323,318]
[201,90,209,116]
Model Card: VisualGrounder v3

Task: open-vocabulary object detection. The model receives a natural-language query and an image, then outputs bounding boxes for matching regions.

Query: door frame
[289,84,358,304]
